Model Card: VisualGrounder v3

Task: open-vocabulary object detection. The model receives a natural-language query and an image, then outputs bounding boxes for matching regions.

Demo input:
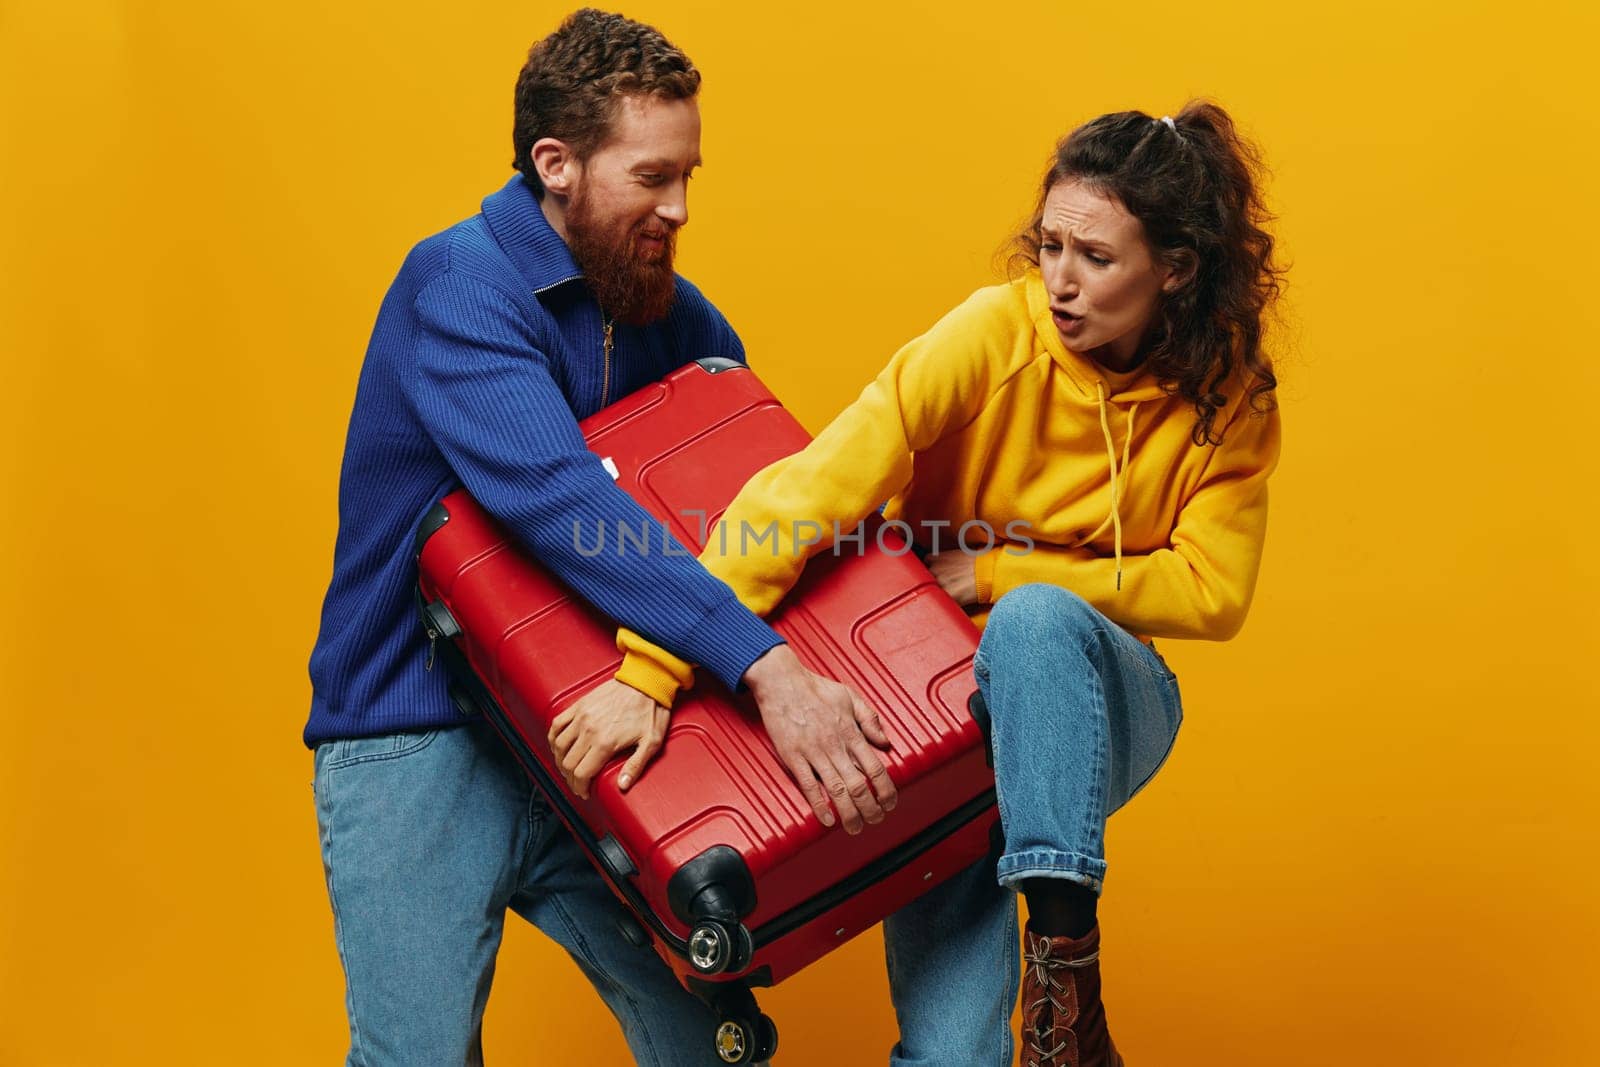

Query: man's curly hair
[512,9,701,198]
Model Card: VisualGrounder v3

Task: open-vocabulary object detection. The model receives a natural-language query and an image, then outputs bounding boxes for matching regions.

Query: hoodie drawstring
[1095,382,1138,591]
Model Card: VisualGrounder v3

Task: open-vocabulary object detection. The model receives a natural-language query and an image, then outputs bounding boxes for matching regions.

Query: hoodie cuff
[614,628,697,708]
[973,547,1000,605]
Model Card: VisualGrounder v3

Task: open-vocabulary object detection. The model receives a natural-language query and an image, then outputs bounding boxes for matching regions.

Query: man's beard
[565,186,678,327]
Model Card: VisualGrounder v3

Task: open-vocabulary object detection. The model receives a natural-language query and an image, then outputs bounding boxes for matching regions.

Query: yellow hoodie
[613,271,1282,706]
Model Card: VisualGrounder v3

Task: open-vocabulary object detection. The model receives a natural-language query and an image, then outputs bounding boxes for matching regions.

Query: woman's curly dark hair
[512,9,701,198]
[1011,101,1283,446]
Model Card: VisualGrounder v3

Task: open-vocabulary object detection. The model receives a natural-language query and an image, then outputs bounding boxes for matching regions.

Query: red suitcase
[415,359,997,1063]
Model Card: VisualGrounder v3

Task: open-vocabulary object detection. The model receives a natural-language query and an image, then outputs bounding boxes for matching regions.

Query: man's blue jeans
[884,583,1186,1066]
[312,717,733,1066]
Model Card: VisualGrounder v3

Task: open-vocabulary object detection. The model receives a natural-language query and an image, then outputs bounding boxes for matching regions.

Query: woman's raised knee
[983,583,1100,649]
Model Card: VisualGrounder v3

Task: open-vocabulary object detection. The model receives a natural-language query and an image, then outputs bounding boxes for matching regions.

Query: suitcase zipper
[449,662,995,965]
[600,316,615,407]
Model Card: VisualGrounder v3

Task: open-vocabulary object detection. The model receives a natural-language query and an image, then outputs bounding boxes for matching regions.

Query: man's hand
[926,550,979,607]
[548,679,670,799]
[742,645,896,835]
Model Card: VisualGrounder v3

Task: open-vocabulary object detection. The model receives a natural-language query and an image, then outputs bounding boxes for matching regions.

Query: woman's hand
[548,679,670,798]
[926,550,980,608]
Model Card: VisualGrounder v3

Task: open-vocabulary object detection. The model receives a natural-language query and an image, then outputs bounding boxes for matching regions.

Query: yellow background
[3,1,1596,1063]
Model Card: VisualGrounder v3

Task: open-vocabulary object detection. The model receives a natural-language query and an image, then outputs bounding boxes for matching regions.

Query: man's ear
[531,137,577,195]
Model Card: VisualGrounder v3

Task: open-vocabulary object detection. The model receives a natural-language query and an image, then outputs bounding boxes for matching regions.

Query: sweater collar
[481,175,584,296]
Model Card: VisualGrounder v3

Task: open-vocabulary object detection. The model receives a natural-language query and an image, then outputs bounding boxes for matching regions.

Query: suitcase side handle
[968,690,995,768]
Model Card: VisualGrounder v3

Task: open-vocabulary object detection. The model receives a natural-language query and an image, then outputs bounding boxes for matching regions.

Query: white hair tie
[1159,115,1177,132]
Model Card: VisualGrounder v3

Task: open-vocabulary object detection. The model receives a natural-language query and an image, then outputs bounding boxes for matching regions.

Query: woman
[566,101,1283,1066]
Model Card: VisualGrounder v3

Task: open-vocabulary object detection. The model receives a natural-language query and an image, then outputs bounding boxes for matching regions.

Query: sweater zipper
[601,316,615,407]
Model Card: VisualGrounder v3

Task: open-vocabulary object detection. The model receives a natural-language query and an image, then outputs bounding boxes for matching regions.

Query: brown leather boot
[1019,923,1123,1067]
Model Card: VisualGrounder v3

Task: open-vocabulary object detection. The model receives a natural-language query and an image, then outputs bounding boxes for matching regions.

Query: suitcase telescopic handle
[694,357,746,375]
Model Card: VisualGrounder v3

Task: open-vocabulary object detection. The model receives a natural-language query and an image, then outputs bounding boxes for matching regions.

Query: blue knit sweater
[304,176,784,747]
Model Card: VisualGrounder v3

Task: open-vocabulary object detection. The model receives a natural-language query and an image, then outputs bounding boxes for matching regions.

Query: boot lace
[1022,931,1099,1067]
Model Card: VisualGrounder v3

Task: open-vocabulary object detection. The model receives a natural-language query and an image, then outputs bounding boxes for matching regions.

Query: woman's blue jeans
[883,583,1185,1066]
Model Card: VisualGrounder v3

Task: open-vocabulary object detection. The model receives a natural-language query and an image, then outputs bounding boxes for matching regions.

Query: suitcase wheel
[687,917,753,976]
[713,1013,777,1064]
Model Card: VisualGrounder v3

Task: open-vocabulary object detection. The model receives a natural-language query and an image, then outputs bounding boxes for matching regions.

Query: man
[305,10,895,1064]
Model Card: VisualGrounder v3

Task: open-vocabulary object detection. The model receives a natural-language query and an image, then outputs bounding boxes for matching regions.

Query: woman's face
[1039,180,1180,372]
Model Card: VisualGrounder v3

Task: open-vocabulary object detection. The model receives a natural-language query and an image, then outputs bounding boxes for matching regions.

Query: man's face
[565,93,701,326]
